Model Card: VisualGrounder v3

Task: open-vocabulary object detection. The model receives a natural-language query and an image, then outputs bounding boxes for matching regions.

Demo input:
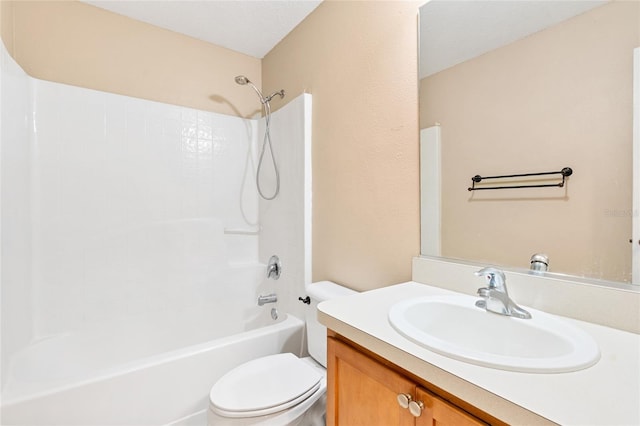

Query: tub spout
[257,293,277,306]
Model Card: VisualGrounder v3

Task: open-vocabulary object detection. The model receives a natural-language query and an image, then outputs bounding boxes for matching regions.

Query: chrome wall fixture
[267,255,281,280]
[257,293,278,306]
[530,253,550,273]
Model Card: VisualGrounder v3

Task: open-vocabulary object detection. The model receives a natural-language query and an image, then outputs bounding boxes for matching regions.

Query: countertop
[318,281,640,425]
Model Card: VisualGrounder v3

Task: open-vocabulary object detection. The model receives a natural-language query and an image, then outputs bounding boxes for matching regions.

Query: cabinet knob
[396,393,412,409]
[409,400,424,417]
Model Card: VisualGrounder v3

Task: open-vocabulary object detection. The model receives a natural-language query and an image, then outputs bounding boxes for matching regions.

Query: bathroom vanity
[327,333,494,425]
[318,260,640,425]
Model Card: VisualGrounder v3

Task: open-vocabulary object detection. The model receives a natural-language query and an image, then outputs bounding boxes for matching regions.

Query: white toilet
[207,281,356,426]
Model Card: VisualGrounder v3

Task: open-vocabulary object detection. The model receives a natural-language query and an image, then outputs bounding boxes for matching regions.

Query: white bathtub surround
[257,94,313,324]
[0,37,34,391]
[30,80,261,338]
[1,38,313,425]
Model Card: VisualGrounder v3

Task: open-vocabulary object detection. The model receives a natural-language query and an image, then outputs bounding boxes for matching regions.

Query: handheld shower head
[233,74,286,201]
[235,75,250,85]
[234,75,285,106]
[235,75,266,104]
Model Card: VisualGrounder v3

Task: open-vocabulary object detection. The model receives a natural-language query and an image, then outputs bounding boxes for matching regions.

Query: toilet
[207,281,356,426]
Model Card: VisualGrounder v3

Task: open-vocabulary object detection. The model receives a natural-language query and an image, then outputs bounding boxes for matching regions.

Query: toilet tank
[305,281,357,368]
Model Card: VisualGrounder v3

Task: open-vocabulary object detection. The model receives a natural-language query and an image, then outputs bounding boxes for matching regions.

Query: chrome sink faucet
[475,267,531,319]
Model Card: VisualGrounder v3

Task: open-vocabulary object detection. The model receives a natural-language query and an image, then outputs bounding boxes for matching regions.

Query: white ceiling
[83,1,609,74]
[83,0,323,59]
[420,0,609,79]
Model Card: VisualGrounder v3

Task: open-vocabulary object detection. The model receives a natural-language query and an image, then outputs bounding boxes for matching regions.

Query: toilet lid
[209,353,322,418]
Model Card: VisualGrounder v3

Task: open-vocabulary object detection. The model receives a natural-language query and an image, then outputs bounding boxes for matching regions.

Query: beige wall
[2,1,261,117]
[420,1,640,282]
[1,0,422,291]
[263,1,420,291]
[0,0,14,57]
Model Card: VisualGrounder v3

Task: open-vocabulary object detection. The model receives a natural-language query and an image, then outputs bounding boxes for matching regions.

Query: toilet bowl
[207,281,355,426]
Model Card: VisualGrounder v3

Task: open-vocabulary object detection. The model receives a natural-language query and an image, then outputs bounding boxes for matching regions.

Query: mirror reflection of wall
[419,1,640,283]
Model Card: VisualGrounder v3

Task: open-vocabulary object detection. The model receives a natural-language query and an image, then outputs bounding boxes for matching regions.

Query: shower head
[235,75,266,104]
[235,75,285,106]
[235,75,250,85]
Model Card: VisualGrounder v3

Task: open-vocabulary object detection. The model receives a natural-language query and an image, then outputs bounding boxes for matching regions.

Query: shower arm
[264,90,285,103]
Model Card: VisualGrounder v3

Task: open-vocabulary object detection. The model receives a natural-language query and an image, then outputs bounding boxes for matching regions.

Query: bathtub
[0,313,304,425]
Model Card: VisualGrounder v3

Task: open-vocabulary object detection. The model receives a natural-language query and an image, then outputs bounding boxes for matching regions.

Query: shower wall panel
[29,80,259,337]
[0,43,32,387]
[1,35,313,399]
[0,41,33,389]
[257,94,312,323]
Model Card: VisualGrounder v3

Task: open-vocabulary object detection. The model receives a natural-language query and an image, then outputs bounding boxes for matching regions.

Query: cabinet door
[327,337,415,426]
[414,386,487,426]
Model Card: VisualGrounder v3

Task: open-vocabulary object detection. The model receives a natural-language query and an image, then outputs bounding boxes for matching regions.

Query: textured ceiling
[83,0,323,59]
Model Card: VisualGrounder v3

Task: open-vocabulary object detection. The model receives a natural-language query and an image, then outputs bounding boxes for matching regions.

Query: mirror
[419,0,639,284]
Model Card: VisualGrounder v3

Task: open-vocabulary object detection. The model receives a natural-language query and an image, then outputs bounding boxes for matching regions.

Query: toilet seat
[209,353,322,418]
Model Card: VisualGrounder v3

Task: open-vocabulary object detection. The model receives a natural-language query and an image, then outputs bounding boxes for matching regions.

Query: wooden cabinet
[327,336,491,426]
[414,387,486,426]
[327,334,416,426]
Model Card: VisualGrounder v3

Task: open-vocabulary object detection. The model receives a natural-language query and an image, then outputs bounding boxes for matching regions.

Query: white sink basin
[388,295,600,373]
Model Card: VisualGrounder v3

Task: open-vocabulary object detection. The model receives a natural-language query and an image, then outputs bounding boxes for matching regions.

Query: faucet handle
[475,267,507,290]
[267,255,281,280]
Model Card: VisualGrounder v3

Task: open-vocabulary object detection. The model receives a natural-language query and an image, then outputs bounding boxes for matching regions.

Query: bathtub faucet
[257,293,278,306]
